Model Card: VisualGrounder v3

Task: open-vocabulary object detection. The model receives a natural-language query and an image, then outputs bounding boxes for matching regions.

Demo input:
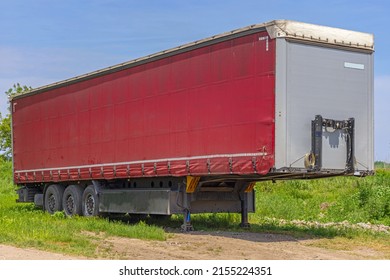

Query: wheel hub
[47,194,56,212]
[66,195,75,213]
[85,194,95,215]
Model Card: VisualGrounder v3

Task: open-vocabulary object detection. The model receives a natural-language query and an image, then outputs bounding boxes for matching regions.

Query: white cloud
[374,75,390,161]
[0,47,55,115]
[0,46,128,115]
[375,75,390,92]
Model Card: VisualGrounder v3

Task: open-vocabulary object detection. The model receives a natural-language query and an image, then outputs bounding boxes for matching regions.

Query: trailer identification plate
[344,62,365,70]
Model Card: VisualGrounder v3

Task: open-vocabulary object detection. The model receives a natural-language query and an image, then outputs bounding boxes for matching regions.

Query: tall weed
[254,171,390,226]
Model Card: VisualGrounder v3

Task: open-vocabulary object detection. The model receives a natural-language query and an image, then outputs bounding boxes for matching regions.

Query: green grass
[253,170,390,226]
[375,161,390,169]
[169,169,390,241]
[0,159,166,257]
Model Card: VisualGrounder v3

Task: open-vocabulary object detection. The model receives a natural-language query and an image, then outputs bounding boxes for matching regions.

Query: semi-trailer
[12,20,374,230]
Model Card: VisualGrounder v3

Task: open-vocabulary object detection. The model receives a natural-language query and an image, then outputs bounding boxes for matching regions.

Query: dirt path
[1,231,387,260]
[105,231,386,260]
[0,244,83,260]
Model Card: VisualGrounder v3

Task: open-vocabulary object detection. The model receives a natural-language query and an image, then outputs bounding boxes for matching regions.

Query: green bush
[0,157,14,195]
[356,176,390,220]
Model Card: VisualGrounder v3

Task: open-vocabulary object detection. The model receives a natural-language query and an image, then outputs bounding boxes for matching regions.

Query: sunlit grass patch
[0,158,166,257]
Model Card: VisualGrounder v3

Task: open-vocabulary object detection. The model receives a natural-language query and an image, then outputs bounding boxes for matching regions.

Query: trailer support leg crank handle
[180,184,194,231]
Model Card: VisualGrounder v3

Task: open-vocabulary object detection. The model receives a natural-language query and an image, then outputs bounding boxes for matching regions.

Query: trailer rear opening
[12,20,374,230]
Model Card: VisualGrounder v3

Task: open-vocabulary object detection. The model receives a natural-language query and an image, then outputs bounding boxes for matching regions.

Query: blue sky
[0,0,389,161]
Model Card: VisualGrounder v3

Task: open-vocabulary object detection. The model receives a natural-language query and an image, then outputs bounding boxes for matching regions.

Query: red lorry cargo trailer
[12,20,374,229]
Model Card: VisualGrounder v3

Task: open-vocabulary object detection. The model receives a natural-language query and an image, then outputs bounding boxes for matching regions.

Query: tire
[62,185,83,216]
[44,184,65,214]
[82,185,100,217]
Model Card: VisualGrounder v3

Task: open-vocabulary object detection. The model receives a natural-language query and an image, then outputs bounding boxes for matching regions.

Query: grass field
[254,170,390,225]
[0,158,166,257]
[0,157,389,257]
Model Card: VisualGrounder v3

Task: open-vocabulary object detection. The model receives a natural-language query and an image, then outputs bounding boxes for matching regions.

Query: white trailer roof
[266,20,374,50]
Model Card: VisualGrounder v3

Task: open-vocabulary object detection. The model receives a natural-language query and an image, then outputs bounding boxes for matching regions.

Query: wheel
[44,184,65,214]
[62,185,83,216]
[82,185,100,217]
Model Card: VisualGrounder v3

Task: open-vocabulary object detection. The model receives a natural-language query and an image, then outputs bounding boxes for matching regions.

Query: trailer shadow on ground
[168,229,302,243]
[106,214,342,243]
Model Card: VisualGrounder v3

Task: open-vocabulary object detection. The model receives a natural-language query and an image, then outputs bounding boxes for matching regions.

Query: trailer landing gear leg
[181,209,194,232]
[181,184,193,231]
[240,193,250,228]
